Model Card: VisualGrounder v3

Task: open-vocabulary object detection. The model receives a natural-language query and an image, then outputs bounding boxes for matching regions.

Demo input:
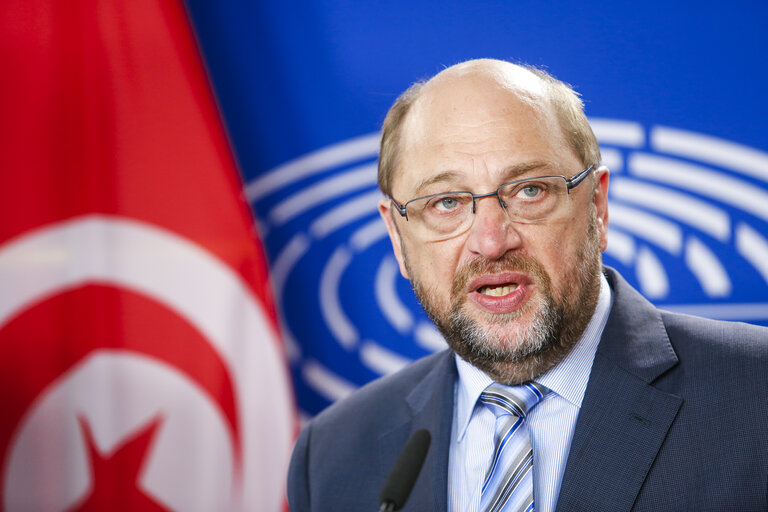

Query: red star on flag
[0,0,297,510]
[71,416,170,512]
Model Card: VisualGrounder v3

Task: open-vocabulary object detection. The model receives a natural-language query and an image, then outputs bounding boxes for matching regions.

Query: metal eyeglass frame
[389,163,597,220]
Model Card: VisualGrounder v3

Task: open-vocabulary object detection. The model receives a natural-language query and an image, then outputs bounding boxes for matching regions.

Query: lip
[467,272,533,314]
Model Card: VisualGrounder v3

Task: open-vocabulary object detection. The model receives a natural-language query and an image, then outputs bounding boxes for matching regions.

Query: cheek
[405,237,463,289]
[530,222,566,259]
[527,223,578,284]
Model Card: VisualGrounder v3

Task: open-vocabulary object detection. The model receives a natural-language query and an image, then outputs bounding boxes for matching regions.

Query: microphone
[378,429,431,512]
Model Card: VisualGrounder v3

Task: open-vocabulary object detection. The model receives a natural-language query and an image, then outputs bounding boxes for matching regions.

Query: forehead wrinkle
[394,64,573,198]
[412,170,465,196]
[409,159,559,199]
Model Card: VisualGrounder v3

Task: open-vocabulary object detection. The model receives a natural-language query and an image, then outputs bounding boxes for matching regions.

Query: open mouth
[467,273,531,313]
[477,283,520,296]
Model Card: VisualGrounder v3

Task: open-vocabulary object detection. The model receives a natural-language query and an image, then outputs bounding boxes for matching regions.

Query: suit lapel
[555,268,683,511]
[554,353,682,511]
[377,350,457,511]
[371,268,683,511]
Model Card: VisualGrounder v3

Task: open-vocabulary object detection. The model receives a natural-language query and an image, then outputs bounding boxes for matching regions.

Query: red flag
[0,1,296,510]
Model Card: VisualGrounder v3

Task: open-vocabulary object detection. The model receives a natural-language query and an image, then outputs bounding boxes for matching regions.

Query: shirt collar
[453,272,612,441]
[536,272,611,407]
[454,354,494,442]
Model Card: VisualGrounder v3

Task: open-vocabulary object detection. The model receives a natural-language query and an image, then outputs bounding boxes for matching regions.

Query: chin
[466,318,537,353]
[440,292,571,384]
[463,293,547,341]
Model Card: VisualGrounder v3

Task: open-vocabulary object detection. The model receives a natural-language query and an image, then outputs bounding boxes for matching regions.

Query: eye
[436,196,459,211]
[423,193,468,215]
[518,184,542,198]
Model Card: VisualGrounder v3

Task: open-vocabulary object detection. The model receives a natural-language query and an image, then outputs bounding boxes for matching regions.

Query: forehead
[393,71,576,196]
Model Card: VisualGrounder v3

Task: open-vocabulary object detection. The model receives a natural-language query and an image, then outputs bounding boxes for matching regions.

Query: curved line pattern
[268,164,377,225]
[0,215,296,501]
[600,148,624,173]
[375,256,413,334]
[350,218,388,252]
[319,246,358,349]
[629,153,768,223]
[611,178,731,242]
[271,233,310,301]
[415,322,447,352]
[272,221,387,361]
[302,360,356,402]
[590,118,645,147]
[662,302,768,321]
[279,319,303,363]
[265,214,392,395]
[257,121,768,405]
[270,234,312,364]
[735,223,768,285]
[608,202,683,254]
[651,126,768,183]
[635,247,669,298]
[309,189,382,239]
[359,341,412,376]
[604,228,636,265]
[245,133,380,201]
[684,237,731,297]
[6,352,237,512]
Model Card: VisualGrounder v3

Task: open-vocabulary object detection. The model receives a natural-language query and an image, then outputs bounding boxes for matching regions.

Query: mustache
[450,252,549,299]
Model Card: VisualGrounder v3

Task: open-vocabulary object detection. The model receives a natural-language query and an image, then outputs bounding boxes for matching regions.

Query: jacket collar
[377,349,456,511]
[597,267,679,383]
[555,267,682,511]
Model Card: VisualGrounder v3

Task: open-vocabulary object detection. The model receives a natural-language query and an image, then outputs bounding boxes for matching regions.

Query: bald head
[423,59,548,104]
[377,59,600,197]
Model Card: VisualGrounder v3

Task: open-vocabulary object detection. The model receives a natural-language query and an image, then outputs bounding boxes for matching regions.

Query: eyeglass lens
[406,176,569,240]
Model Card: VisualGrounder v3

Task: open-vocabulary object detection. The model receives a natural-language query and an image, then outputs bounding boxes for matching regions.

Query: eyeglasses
[390,164,596,241]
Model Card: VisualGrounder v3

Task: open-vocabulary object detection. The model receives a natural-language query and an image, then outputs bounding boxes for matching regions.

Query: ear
[378,198,410,279]
[593,166,610,252]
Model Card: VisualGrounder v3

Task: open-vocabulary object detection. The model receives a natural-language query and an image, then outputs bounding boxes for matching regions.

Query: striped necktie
[479,381,549,512]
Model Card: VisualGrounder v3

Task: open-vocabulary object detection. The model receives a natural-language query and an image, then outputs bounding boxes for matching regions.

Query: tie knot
[479,381,549,419]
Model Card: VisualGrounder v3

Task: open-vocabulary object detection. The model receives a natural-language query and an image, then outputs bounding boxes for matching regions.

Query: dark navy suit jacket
[288,268,768,511]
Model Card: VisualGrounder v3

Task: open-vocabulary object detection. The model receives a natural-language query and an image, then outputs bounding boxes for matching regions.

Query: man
[287,59,768,511]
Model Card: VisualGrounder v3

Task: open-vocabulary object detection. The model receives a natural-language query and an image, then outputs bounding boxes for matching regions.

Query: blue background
[185,1,768,416]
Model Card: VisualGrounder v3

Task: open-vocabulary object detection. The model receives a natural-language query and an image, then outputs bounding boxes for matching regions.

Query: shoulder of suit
[660,309,768,351]
[309,349,453,431]
[658,309,768,385]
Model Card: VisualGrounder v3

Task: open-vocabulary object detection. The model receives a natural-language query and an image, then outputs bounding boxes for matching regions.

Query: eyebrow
[500,160,554,181]
[412,160,555,196]
[413,171,463,196]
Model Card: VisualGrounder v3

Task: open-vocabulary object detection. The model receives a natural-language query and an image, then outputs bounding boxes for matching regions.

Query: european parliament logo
[247,121,768,416]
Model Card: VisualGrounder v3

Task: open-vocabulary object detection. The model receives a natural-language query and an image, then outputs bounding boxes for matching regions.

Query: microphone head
[379,429,431,510]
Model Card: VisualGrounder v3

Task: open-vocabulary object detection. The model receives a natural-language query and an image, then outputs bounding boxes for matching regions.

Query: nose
[465,194,523,259]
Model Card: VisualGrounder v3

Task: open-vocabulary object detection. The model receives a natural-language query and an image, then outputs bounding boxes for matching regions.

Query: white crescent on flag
[0,1,296,511]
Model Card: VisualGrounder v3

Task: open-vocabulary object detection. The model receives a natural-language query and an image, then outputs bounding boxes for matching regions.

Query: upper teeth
[479,284,518,296]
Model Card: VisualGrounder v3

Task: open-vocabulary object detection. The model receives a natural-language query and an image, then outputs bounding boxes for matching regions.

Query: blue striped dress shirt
[448,274,612,512]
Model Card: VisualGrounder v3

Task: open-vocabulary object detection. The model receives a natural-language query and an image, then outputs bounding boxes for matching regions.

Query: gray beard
[448,281,561,369]
[406,214,602,385]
